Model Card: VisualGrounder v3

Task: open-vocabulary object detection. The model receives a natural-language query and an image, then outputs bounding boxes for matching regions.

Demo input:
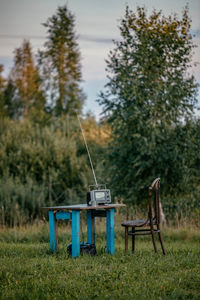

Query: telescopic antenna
[77,114,98,186]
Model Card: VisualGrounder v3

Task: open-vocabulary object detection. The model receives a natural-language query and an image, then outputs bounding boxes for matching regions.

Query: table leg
[92,215,95,244]
[87,211,95,244]
[106,208,115,255]
[87,211,92,244]
[49,211,57,252]
[72,210,80,258]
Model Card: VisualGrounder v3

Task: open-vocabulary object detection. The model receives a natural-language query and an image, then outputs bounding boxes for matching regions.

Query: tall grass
[0,117,106,226]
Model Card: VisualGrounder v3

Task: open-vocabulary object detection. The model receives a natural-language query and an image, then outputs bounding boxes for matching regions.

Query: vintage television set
[87,184,111,206]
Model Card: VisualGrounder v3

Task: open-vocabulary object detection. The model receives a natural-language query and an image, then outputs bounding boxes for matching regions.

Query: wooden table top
[42,203,126,211]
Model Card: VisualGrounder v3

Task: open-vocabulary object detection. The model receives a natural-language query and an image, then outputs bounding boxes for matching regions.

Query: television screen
[95,191,106,201]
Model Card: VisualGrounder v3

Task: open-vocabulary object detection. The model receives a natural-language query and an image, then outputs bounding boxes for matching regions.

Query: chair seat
[121,219,148,227]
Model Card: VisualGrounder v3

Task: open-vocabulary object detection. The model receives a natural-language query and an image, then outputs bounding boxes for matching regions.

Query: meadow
[0,221,200,300]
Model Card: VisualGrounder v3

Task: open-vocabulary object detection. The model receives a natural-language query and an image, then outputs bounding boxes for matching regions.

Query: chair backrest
[148,178,161,225]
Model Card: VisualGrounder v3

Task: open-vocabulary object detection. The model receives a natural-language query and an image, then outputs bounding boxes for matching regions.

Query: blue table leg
[87,211,95,244]
[49,211,57,252]
[106,208,115,255]
[72,210,80,258]
[87,211,92,244]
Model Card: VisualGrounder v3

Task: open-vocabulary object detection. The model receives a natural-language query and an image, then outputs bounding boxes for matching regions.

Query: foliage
[0,65,6,117]
[100,6,198,123]
[0,65,15,119]
[0,225,200,299]
[0,176,47,227]
[0,117,108,226]
[2,79,18,119]
[9,40,46,120]
[38,5,85,116]
[99,6,199,204]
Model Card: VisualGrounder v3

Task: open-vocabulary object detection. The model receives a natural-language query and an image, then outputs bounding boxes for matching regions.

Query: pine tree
[0,65,6,117]
[38,5,85,116]
[11,40,45,119]
[3,79,18,118]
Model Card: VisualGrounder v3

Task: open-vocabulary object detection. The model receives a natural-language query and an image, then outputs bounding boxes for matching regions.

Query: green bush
[0,117,105,226]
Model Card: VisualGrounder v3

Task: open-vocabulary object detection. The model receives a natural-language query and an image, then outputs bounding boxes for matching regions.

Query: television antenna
[77,114,98,186]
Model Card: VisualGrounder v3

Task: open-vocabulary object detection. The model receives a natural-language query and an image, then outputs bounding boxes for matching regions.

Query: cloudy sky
[0,0,199,119]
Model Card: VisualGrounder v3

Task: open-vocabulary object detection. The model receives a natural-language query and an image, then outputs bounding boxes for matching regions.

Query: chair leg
[125,227,128,254]
[150,225,158,253]
[158,232,166,255]
[132,227,135,253]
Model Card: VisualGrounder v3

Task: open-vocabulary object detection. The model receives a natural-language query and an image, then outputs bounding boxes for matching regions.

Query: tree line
[0,5,200,226]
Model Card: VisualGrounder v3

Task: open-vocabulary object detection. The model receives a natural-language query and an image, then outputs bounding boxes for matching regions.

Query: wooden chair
[121,178,166,255]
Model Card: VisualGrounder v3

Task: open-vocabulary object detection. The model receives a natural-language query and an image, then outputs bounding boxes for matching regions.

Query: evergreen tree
[99,6,199,204]
[3,79,18,119]
[0,65,19,119]
[0,65,6,117]
[38,5,85,116]
[11,40,45,119]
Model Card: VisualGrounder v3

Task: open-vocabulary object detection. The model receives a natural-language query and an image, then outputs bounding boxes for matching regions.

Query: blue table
[43,203,125,258]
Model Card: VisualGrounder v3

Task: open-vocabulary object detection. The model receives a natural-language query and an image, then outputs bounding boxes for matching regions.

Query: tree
[0,65,21,119]
[3,79,18,119]
[99,6,199,204]
[0,65,6,117]
[38,5,85,116]
[11,40,45,119]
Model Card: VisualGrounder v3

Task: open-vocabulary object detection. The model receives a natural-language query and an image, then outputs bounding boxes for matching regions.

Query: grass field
[0,222,200,300]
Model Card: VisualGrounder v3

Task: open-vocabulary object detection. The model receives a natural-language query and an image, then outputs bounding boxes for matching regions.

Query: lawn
[0,223,200,300]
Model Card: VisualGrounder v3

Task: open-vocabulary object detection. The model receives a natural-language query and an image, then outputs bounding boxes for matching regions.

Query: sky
[0,0,200,119]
